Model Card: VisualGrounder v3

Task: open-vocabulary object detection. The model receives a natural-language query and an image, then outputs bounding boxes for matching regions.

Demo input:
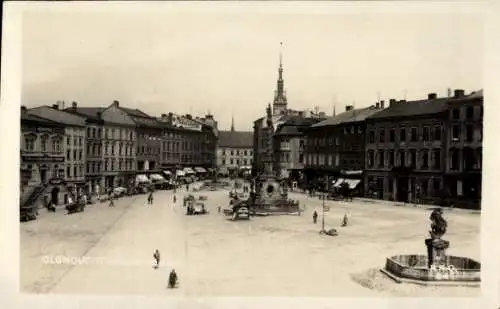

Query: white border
[1,1,498,308]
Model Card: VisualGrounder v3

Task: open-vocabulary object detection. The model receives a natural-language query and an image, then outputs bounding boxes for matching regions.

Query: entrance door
[51,187,60,205]
[40,169,48,184]
[396,177,409,202]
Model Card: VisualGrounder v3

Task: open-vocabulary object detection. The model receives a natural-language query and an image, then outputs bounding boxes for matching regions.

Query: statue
[429,208,447,239]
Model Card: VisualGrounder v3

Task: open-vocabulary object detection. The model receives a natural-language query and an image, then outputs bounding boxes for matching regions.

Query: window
[358,126,363,134]
[388,150,395,167]
[399,151,406,167]
[410,149,417,168]
[73,137,77,146]
[379,128,385,143]
[434,126,441,141]
[67,166,71,178]
[87,128,91,137]
[421,179,429,196]
[41,136,48,152]
[451,150,459,170]
[67,137,71,145]
[79,151,82,161]
[73,166,78,177]
[452,108,460,120]
[466,106,474,119]
[389,129,395,142]
[335,154,340,166]
[433,149,441,169]
[432,178,441,192]
[411,127,418,142]
[368,131,375,144]
[73,150,77,161]
[378,150,385,168]
[230,159,234,165]
[452,125,461,142]
[24,136,35,152]
[423,127,430,141]
[367,150,375,168]
[466,124,474,142]
[66,150,71,160]
[421,150,429,169]
[400,128,406,142]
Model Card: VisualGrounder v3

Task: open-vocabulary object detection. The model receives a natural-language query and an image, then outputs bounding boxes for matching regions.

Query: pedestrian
[218,206,221,213]
[313,210,318,224]
[168,269,178,288]
[153,249,160,269]
[109,196,114,207]
[173,195,177,204]
[341,212,349,227]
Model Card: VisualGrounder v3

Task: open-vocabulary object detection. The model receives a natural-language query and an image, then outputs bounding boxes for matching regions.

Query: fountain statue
[425,208,450,268]
[380,207,480,285]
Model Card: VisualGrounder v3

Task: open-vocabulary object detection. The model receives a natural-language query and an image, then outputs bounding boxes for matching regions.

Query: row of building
[251,47,483,208]
[21,100,218,207]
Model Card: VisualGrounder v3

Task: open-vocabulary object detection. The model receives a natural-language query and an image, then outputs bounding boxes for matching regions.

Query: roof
[120,107,153,118]
[130,115,163,128]
[313,106,384,127]
[366,99,448,120]
[21,110,61,126]
[464,89,483,100]
[218,130,253,148]
[27,106,87,127]
[275,116,322,136]
[63,107,105,120]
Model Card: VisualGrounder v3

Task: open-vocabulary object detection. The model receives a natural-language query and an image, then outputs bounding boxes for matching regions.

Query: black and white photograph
[1,1,499,308]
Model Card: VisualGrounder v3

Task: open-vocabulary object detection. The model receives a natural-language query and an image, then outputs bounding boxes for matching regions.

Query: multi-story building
[274,115,321,181]
[20,106,67,208]
[99,101,137,189]
[303,104,384,192]
[64,102,104,194]
[445,89,483,208]
[28,104,87,199]
[364,94,450,203]
[217,118,253,176]
[158,113,218,176]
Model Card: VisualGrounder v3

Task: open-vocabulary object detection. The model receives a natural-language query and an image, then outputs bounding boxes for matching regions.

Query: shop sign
[22,154,65,163]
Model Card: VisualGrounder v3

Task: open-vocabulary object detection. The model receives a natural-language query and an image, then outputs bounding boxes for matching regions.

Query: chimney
[298,111,304,117]
[161,113,167,118]
[428,93,437,100]
[454,89,465,98]
[186,114,192,120]
[21,106,27,112]
[380,100,385,109]
[389,99,397,107]
[52,104,59,110]
[345,105,353,112]
[375,102,380,109]
[72,101,77,109]
[205,114,213,119]
[113,100,120,107]
[399,100,406,103]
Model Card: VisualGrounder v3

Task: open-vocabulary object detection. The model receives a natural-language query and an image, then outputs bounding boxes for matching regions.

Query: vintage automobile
[186,202,209,215]
[229,200,251,220]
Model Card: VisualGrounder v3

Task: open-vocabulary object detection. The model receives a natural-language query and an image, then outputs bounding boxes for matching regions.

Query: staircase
[21,185,47,208]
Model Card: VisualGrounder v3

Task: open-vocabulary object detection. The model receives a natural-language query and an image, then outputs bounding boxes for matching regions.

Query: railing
[22,184,47,207]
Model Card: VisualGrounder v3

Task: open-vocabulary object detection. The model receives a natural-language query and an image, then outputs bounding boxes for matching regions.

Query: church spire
[231,113,235,132]
[273,42,287,116]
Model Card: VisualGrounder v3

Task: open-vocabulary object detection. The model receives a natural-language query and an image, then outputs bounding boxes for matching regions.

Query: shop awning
[150,174,165,182]
[136,174,150,183]
[333,178,344,187]
[183,167,195,174]
[194,167,207,173]
[344,179,361,189]
[176,170,186,177]
[163,170,172,175]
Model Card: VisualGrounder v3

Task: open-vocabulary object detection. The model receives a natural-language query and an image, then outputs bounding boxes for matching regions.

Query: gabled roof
[21,110,62,126]
[28,106,86,127]
[275,116,322,136]
[313,106,384,127]
[366,99,448,120]
[218,130,253,148]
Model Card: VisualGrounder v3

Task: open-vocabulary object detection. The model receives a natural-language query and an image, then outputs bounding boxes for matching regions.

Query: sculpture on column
[425,208,450,268]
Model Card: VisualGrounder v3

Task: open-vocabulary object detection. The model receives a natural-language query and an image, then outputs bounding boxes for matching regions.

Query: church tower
[273,42,288,116]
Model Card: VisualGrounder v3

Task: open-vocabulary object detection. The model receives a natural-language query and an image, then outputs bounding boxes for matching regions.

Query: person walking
[168,269,178,288]
[153,249,160,269]
[313,210,318,224]
[109,195,115,207]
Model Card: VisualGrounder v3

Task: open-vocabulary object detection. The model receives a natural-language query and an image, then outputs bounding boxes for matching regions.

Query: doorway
[40,168,48,184]
[51,187,60,205]
[396,177,409,202]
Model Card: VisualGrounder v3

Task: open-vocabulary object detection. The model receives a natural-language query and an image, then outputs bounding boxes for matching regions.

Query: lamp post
[322,193,326,232]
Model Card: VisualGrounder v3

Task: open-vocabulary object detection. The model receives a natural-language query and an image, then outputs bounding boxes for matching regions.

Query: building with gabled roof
[217,117,253,176]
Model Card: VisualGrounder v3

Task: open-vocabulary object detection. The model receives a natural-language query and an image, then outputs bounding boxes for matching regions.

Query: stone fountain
[251,104,299,215]
[381,208,480,286]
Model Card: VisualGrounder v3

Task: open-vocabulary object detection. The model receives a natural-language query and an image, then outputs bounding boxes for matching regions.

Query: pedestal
[425,238,450,268]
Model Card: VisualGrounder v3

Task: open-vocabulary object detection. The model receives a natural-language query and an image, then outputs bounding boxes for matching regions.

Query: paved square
[20,185,480,296]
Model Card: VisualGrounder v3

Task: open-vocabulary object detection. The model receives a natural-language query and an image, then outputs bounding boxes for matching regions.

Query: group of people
[312,209,349,227]
[153,249,178,289]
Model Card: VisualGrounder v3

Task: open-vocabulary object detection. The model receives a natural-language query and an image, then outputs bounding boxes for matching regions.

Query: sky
[21,2,484,131]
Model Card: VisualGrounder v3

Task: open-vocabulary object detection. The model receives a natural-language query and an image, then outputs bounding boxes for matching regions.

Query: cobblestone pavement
[20,185,480,297]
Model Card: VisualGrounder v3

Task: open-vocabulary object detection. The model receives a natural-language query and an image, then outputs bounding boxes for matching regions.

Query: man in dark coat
[313,210,318,224]
[168,269,178,288]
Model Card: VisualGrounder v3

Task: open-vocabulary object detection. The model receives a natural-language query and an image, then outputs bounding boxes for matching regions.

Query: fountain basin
[380,254,480,286]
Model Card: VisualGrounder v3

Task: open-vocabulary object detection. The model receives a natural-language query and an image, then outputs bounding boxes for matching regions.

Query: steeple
[273,42,287,116]
[231,113,235,132]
